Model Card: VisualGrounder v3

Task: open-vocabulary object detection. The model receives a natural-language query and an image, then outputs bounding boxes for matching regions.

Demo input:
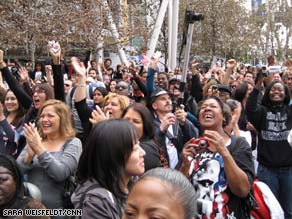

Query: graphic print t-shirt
[189,137,255,219]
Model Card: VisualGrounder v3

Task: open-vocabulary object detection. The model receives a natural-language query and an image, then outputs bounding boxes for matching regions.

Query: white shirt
[166,125,178,169]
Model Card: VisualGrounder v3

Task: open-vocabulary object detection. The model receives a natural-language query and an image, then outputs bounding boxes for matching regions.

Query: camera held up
[191,137,209,151]
[186,10,204,23]
[260,66,269,77]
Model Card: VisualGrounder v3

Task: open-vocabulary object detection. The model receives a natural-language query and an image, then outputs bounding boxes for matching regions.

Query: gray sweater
[17,137,82,209]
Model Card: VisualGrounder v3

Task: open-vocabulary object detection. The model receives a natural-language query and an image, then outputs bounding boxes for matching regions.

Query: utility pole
[170,0,179,71]
[147,0,179,71]
[168,0,173,68]
[146,0,170,58]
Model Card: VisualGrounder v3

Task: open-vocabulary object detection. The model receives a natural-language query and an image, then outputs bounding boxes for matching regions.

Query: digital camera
[191,137,209,151]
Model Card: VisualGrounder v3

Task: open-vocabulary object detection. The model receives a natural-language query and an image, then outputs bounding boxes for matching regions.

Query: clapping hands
[23,122,45,156]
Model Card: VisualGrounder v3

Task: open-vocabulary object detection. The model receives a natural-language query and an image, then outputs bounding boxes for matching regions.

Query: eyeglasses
[116,85,128,90]
[33,89,46,94]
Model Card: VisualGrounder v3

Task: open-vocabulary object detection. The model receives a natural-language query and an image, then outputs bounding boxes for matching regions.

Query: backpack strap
[79,184,101,207]
[77,183,122,218]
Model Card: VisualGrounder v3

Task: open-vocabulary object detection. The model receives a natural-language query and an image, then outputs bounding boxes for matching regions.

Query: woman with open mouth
[180,96,255,219]
[0,44,65,157]
[71,57,130,145]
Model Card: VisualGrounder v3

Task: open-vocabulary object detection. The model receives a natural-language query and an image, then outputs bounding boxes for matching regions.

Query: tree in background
[183,0,257,62]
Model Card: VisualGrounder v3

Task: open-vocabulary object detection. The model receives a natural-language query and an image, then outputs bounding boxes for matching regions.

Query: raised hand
[71,57,86,76]
[149,52,161,70]
[0,50,4,64]
[227,59,237,69]
[191,61,200,75]
[160,112,176,133]
[48,41,61,65]
[204,130,230,157]
[0,50,6,68]
[175,105,187,126]
[18,67,29,83]
[89,105,109,126]
[180,138,198,176]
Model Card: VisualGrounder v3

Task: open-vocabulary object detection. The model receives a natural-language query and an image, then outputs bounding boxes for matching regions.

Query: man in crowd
[150,88,198,169]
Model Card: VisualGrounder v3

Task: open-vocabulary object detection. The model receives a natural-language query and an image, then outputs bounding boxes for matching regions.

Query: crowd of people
[0,41,292,219]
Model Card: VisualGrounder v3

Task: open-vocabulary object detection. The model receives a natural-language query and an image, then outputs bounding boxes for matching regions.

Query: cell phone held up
[48,40,59,53]
[190,137,209,151]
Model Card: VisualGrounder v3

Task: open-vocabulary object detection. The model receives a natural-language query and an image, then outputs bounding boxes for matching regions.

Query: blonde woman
[17,100,82,211]
[71,57,130,142]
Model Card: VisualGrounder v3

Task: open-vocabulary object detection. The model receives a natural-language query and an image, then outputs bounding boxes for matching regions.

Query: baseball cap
[169,75,182,84]
[150,88,169,103]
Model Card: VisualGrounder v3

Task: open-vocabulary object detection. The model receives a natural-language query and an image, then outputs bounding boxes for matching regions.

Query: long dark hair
[76,119,138,202]
[121,103,155,141]
[261,81,290,108]
[234,82,248,103]
[3,90,26,128]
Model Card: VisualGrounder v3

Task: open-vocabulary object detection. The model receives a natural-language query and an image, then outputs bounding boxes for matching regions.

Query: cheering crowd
[0,41,292,219]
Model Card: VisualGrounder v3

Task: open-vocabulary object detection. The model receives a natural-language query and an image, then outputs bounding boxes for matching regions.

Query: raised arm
[146,54,161,93]
[222,59,236,85]
[48,42,65,102]
[246,72,265,130]
[0,50,32,109]
[71,57,93,137]
[71,57,87,103]
[190,62,203,102]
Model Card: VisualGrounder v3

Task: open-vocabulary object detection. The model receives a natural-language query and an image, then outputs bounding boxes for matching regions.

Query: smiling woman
[181,96,255,219]
[246,78,292,218]
[17,100,82,213]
